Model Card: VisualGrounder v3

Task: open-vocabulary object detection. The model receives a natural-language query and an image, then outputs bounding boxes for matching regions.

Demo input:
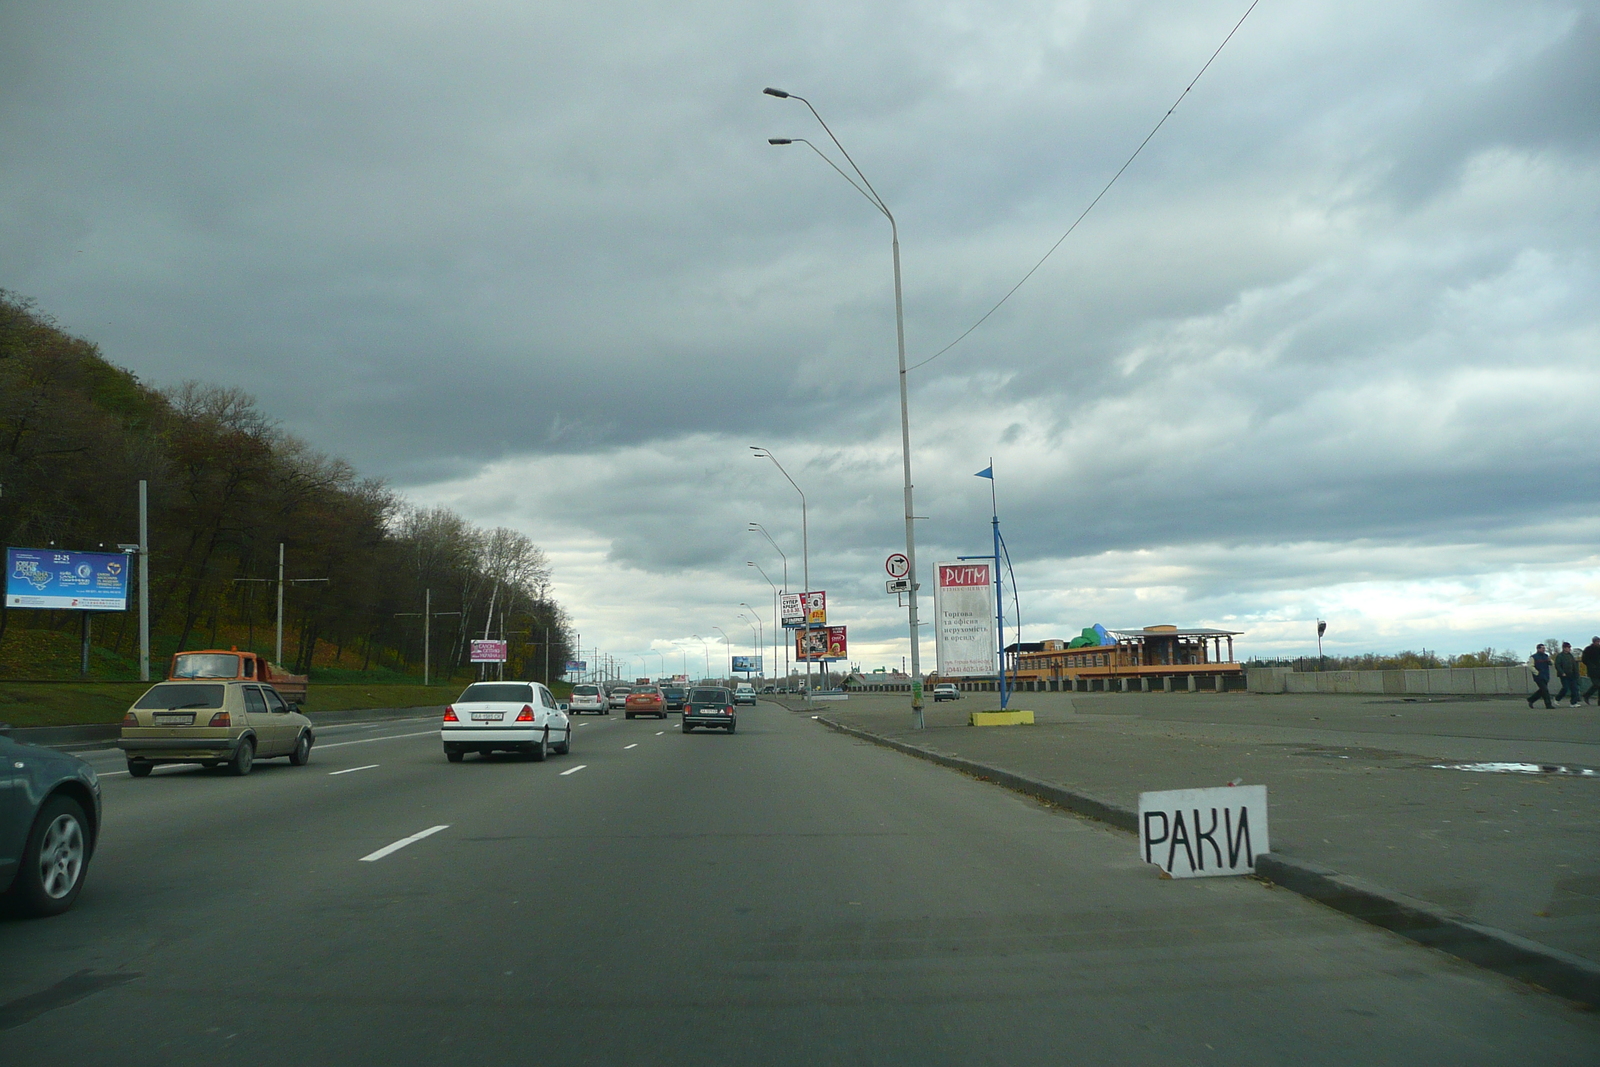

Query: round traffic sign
[885,553,910,578]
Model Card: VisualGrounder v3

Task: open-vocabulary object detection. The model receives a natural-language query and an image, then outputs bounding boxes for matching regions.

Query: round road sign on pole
[885,553,910,578]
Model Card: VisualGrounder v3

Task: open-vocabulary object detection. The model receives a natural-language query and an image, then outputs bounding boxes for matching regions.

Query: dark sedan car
[682,687,736,733]
[1,730,101,917]
[661,686,689,712]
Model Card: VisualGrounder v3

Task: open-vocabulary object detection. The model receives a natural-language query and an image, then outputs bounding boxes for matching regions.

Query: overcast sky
[4,0,1597,673]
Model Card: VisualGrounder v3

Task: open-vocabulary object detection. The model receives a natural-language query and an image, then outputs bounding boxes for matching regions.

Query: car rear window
[631,686,658,695]
[662,688,686,699]
[170,653,241,679]
[690,688,731,703]
[458,683,535,704]
[572,685,600,696]
[135,683,225,710]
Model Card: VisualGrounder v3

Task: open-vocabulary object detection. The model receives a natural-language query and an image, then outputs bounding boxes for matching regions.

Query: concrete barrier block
[970,709,1034,727]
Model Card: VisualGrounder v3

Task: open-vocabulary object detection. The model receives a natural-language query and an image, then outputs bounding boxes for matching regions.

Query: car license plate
[154,712,195,725]
[471,712,504,722]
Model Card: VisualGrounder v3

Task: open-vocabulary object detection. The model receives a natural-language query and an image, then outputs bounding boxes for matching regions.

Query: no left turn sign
[885,553,910,578]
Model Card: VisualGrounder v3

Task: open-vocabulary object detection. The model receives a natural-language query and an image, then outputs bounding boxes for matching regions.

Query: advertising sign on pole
[731,655,763,674]
[796,626,847,661]
[933,561,995,677]
[469,639,508,663]
[1138,785,1269,878]
[780,592,804,628]
[564,660,587,672]
[6,548,130,611]
[804,591,827,626]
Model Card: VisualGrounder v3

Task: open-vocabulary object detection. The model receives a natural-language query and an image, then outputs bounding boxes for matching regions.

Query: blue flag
[975,466,993,479]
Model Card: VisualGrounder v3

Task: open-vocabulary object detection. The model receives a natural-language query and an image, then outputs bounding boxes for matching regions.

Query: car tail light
[726,706,734,714]
[516,705,536,721]
[443,706,459,722]
[122,712,137,726]
[208,712,231,727]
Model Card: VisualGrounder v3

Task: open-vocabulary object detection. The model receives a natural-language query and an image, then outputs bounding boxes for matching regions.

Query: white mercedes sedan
[441,681,572,762]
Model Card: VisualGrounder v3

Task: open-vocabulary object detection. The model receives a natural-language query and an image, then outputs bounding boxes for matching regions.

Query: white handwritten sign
[1138,785,1269,878]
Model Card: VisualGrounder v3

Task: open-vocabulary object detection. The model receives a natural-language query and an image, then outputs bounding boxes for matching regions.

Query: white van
[568,683,607,715]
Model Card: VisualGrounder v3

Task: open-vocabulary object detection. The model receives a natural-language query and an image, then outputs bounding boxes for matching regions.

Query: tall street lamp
[747,522,789,592]
[691,635,711,682]
[750,447,812,697]
[738,604,763,679]
[712,626,732,685]
[746,560,784,686]
[766,87,924,727]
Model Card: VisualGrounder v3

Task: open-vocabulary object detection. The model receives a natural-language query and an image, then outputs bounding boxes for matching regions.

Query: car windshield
[690,688,730,703]
[631,686,657,695]
[572,685,599,696]
[662,687,685,698]
[134,683,225,710]
[458,683,534,704]
[170,653,241,678]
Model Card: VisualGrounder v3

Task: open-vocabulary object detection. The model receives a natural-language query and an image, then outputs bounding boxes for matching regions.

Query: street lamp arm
[774,138,887,223]
[769,91,892,221]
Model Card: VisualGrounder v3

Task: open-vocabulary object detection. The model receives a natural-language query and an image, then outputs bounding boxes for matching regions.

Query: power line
[908,0,1264,373]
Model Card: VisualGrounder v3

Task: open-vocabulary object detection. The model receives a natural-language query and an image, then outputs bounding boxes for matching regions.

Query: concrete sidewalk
[790,690,1600,1000]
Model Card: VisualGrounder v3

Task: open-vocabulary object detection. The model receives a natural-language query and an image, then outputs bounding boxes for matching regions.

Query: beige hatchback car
[118,679,315,777]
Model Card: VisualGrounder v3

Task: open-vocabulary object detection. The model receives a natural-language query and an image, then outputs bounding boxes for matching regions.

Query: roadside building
[1002,624,1245,692]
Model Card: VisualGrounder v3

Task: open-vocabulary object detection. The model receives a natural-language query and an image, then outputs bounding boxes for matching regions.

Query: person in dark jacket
[1527,644,1553,709]
[1554,642,1580,706]
[1582,637,1600,705]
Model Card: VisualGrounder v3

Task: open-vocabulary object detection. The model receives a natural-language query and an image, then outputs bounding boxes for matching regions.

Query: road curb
[815,714,1600,1008]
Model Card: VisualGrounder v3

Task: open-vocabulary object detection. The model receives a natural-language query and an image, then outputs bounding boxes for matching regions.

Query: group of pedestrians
[1526,637,1600,708]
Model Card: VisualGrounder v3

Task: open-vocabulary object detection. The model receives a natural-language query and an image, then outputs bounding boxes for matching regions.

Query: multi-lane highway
[2,703,1596,1065]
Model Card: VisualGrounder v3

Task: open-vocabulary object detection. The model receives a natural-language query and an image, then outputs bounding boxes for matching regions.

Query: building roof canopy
[1106,627,1243,638]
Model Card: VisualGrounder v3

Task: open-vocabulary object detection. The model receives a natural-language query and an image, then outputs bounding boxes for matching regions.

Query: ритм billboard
[933,561,995,677]
[6,548,129,611]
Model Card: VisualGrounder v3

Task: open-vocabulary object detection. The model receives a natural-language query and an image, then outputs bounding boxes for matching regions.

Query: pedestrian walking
[1527,644,1554,709]
[1582,637,1600,705]
[1554,642,1581,706]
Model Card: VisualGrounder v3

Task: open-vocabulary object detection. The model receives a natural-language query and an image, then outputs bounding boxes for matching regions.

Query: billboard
[564,660,587,672]
[933,561,996,677]
[6,548,130,611]
[796,626,847,661]
[470,639,508,663]
[780,591,826,628]
[731,655,763,673]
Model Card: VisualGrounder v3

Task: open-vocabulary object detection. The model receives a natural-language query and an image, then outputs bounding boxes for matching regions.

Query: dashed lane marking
[624,743,638,750]
[329,764,380,776]
[359,824,449,862]
[560,765,588,776]
[320,729,438,750]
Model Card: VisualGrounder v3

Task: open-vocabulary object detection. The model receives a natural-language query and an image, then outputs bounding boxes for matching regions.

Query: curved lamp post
[747,561,784,688]
[766,87,924,727]
[750,447,812,696]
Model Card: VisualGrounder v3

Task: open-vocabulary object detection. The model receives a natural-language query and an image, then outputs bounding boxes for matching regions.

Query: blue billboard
[6,548,130,611]
[731,655,763,674]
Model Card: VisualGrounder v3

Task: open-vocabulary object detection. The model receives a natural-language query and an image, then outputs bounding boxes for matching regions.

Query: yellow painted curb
[969,709,1034,727]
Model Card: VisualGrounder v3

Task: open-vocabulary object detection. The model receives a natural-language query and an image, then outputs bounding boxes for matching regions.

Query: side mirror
[557,702,569,712]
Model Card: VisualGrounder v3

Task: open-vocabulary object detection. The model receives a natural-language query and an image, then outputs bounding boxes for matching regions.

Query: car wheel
[625,711,635,719]
[528,733,548,762]
[200,760,219,770]
[728,721,737,733]
[126,760,152,778]
[289,731,313,766]
[683,722,694,732]
[554,728,571,755]
[446,749,464,763]
[228,737,255,776]
[5,794,91,917]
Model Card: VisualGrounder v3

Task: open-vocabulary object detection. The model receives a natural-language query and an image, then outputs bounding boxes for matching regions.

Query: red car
[624,686,667,719]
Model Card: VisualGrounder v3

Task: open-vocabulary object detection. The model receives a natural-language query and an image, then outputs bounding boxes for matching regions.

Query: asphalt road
[2,703,1597,1066]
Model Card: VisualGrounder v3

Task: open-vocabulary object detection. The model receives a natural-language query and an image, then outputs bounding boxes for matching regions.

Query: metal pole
[80,611,90,679]
[276,542,285,665]
[138,479,150,681]
[752,451,809,696]
[424,587,430,686]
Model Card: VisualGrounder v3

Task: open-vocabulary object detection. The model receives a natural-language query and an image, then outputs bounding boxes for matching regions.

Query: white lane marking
[577,722,589,727]
[559,764,587,776]
[655,731,664,736]
[329,764,380,776]
[624,743,638,750]
[319,729,438,749]
[359,824,449,862]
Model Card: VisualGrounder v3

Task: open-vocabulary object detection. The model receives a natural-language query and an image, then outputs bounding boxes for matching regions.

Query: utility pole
[138,480,149,681]
[397,589,460,685]
[235,542,327,667]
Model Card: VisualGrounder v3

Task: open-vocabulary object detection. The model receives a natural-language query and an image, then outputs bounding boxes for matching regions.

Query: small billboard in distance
[731,655,763,673]
[469,639,508,663]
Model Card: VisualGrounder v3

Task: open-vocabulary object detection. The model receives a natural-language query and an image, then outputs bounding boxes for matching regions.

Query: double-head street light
[750,447,813,696]
[766,87,924,726]
[712,626,733,684]
[745,562,783,685]
[738,604,763,678]
[691,634,711,682]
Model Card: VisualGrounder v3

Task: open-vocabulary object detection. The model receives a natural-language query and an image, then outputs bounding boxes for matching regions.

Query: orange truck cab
[168,648,309,705]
